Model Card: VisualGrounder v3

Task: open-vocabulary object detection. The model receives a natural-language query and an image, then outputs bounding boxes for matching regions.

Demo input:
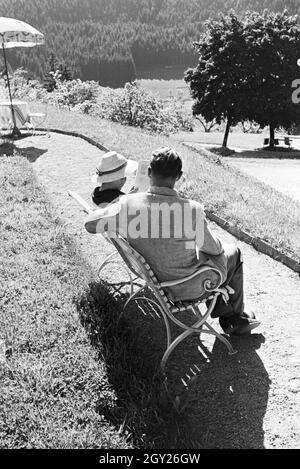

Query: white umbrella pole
[2,43,20,137]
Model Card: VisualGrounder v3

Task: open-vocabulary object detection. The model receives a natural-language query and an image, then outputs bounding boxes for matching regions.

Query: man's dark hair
[150,147,182,179]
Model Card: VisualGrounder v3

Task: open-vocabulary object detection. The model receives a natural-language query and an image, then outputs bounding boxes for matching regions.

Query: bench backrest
[110,235,158,286]
[109,234,222,304]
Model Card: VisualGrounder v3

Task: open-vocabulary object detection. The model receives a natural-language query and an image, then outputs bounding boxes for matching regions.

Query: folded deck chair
[109,234,237,372]
[67,190,139,294]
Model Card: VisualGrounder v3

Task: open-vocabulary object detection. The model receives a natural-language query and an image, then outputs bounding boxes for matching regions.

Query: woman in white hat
[91,151,137,208]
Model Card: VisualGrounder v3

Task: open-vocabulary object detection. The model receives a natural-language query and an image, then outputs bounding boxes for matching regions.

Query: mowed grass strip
[31,103,300,262]
[0,151,201,450]
[0,155,131,449]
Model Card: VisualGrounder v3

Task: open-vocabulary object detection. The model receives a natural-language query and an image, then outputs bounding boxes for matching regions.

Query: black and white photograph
[0,0,299,454]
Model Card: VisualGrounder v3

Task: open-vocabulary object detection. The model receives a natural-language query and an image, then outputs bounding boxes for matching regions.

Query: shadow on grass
[76,280,201,448]
[176,333,270,448]
[76,280,270,449]
[0,141,48,162]
[226,148,300,159]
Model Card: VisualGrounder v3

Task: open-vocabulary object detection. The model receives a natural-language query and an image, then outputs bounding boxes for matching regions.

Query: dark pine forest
[0,0,299,87]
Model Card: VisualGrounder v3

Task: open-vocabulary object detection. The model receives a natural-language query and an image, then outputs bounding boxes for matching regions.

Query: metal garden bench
[108,235,237,372]
[68,190,237,372]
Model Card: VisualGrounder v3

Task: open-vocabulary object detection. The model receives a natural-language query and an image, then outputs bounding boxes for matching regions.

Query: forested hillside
[0,0,299,87]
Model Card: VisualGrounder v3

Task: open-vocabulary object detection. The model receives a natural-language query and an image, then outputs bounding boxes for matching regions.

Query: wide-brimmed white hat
[91,151,137,185]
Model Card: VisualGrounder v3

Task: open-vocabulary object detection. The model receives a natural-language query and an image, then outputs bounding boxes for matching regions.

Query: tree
[185,12,252,147]
[243,9,300,148]
[43,53,74,91]
[49,52,57,73]
[185,9,300,148]
[2,0,300,89]
[43,53,58,91]
[58,63,73,81]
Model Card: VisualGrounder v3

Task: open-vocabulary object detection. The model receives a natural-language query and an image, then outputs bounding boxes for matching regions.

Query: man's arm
[197,217,224,256]
[84,201,122,234]
[85,208,105,234]
[191,201,224,256]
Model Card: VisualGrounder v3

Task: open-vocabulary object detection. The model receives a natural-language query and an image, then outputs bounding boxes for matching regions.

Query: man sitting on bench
[85,147,260,335]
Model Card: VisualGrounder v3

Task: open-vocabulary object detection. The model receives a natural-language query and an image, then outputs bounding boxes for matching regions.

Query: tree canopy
[244,10,300,144]
[1,0,300,87]
[185,9,300,147]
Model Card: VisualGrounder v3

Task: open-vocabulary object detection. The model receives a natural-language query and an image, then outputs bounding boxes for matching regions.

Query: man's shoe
[219,312,260,336]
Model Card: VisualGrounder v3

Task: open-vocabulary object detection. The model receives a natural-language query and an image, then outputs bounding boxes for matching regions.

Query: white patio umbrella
[0,17,44,137]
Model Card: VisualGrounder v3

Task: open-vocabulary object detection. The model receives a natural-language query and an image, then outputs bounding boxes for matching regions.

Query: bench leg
[98,251,119,275]
[160,324,237,373]
[124,285,147,310]
[161,328,192,373]
[99,251,140,296]
[161,300,237,372]
[200,322,237,356]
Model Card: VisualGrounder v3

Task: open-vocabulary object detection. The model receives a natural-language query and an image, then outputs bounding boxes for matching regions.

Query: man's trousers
[211,244,244,318]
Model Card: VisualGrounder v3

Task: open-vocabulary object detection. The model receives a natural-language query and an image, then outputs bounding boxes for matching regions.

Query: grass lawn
[1,103,300,449]
[0,155,133,449]
[0,151,193,449]
[174,129,270,150]
[30,102,300,264]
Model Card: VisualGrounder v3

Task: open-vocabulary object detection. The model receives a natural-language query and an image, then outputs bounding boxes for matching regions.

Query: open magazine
[134,160,150,192]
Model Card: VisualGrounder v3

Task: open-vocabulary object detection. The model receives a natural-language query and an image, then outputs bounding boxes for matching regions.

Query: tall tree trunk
[222,116,231,147]
[269,123,275,148]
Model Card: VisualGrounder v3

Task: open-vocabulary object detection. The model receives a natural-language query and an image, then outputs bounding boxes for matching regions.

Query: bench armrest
[159,266,222,288]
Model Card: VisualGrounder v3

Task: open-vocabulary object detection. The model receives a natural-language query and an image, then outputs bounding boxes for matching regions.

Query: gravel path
[15,132,300,449]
